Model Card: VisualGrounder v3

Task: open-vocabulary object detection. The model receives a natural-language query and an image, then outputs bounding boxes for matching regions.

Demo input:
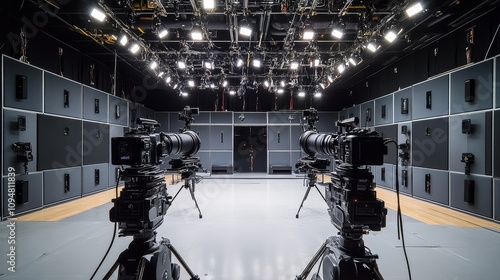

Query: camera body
[111,132,167,166]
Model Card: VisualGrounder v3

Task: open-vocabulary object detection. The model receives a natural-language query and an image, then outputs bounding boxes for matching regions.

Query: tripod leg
[102,259,120,280]
[314,184,327,204]
[189,179,203,219]
[165,239,200,280]
[296,185,312,218]
[171,184,184,203]
[295,241,329,280]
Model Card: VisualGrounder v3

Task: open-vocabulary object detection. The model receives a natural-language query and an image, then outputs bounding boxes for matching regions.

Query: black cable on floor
[384,139,412,280]
[89,172,121,280]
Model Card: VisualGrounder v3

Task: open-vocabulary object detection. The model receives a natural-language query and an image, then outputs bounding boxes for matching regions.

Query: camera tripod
[170,173,203,219]
[295,233,383,280]
[295,169,328,218]
[103,230,200,280]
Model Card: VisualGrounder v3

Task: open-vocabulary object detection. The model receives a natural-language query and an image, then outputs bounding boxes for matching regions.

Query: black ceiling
[2,0,500,111]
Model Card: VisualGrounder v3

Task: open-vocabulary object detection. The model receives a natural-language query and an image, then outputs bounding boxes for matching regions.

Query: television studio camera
[167,106,205,218]
[296,114,388,280]
[295,108,331,218]
[103,117,201,280]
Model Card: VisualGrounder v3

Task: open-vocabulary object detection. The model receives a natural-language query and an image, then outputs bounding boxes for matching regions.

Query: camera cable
[89,170,122,280]
[384,139,412,280]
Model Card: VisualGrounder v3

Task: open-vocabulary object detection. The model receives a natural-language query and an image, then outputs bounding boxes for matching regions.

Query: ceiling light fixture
[191,28,203,40]
[229,89,236,95]
[277,88,284,94]
[406,2,423,17]
[236,58,244,67]
[119,35,128,46]
[129,43,140,54]
[188,80,195,87]
[303,30,315,40]
[222,80,228,87]
[290,61,299,70]
[149,61,158,70]
[203,0,215,10]
[331,28,344,39]
[252,57,261,68]
[90,8,106,22]
[366,42,379,53]
[314,92,322,98]
[180,91,188,97]
[158,29,168,38]
[239,19,252,37]
[177,61,186,69]
[298,90,306,97]
[204,60,214,69]
[337,63,345,74]
[165,76,172,84]
[263,80,270,88]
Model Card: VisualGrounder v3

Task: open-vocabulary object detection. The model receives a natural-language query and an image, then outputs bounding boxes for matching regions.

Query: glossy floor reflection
[0,175,499,279]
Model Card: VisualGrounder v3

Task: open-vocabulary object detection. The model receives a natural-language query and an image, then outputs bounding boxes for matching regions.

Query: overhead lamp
[366,42,379,53]
[298,90,306,97]
[239,19,252,37]
[203,0,215,10]
[180,91,188,97]
[191,28,203,40]
[172,83,180,90]
[158,29,168,38]
[119,35,128,46]
[406,2,423,17]
[188,80,195,87]
[311,57,321,67]
[327,75,334,83]
[177,61,186,69]
[319,83,326,89]
[349,55,360,66]
[252,57,261,68]
[384,26,402,43]
[303,29,315,40]
[337,64,345,74]
[290,61,299,70]
[279,80,286,87]
[129,43,141,54]
[210,83,216,89]
[277,88,284,94]
[90,8,106,22]
[229,89,236,95]
[236,58,244,67]
[222,80,228,87]
[331,28,344,39]
[165,76,172,84]
[149,61,158,70]
[263,80,270,88]
[314,91,322,98]
[204,60,214,69]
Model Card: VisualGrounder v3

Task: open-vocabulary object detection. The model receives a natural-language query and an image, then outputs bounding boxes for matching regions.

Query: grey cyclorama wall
[340,55,499,222]
[1,55,140,218]
[155,110,338,174]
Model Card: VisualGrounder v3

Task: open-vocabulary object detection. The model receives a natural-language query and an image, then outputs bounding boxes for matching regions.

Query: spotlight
[236,58,244,67]
[204,60,214,69]
[303,29,315,40]
[90,8,106,22]
[349,55,360,66]
[298,90,306,97]
[406,2,423,17]
[311,57,321,67]
[252,58,261,68]
[331,28,344,39]
[277,88,284,94]
[222,80,228,87]
[203,0,215,10]
[319,83,326,89]
[191,28,203,40]
[263,80,270,88]
[188,80,195,87]
[158,29,168,38]
[157,71,165,78]
[149,61,158,70]
[337,64,345,74]
[177,61,186,69]
[180,91,188,96]
[173,83,180,89]
[280,80,286,87]
[119,35,128,46]
[366,42,379,53]
[129,43,140,54]
[239,25,252,37]
[229,89,236,95]
[165,76,172,84]
[327,75,334,83]
[314,92,322,98]
[290,61,299,70]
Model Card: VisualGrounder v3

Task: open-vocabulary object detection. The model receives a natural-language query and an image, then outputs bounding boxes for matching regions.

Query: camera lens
[299,131,335,156]
[164,130,201,157]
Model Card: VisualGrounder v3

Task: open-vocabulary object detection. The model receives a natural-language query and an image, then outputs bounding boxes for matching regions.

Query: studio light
[203,0,215,10]
[263,80,270,88]
[229,89,236,95]
[158,29,168,38]
[327,75,334,83]
[90,8,106,22]
[239,25,252,37]
[177,61,186,69]
[204,60,214,69]
[180,91,188,96]
[298,90,306,97]
[173,83,180,90]
[319,83,326,89]
[314,92,322,98]
[191,28,203,40]
[277,88,284,94]
[119,35,128,46]
[165,76,172,84]
[337,63,345,74]
[236,58,244,67]
[222,80,228,87]
[188,80,195,87]
[349,55,359,66]
[366,42,379,53]
[303,30,315,40]
[406,2,423,17]
[290,61,299,70]
[331,28,344,39]
[312,57,321,67]
[157,71,165,78]
[129,43,140,54]
[252,58,261,68]
[149,61,158,70]
[280,80,286,87]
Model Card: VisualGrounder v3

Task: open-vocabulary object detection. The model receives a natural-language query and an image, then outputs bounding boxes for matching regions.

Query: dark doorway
[233,126,267,172]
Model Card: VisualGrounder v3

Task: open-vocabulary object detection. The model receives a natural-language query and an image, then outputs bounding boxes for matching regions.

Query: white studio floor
[1,174,500,280]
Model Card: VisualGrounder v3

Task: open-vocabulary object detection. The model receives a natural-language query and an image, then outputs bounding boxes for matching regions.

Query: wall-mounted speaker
[15,75,28,99]
[463,179,475,204]
[464,79,475,103]
[426,91,432,109]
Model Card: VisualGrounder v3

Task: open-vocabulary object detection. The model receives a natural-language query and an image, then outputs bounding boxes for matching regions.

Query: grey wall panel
[82,121,110,165]
[269,152,291,167]
[210,125,232,150]
[375,164,395,189]
[495,111,500,177]
[450,60,493,114]
[191,125,210,150]
[3,56,43,112]
[268,125,290,150]
[211,112,232,124]
[394,87,412,122]
[291,151,303,165]
[194,112,210,123]
[317,112,339,133]
[234,112,266,124]
[449,112,492,175]
[360,101,375,127]
[268,112,292,124]
[37,115,82,170]
[210,151,232,165]
[169,112,184,132]
[496,57,500,108]
[374,124,397,164]
[374,95,393,125]
[108,95,128,126]
[3,110,37,175]
[450,173,492,218]
[411,117,449,170]
[290,125,303,151]
[44,72,82,118]
[82,163,109,195]
[155,112,169,131]
[2,172,43,217]
[494,179,500,221]
[108,125,125,187]
[289,111,303,124]
[412,75,449,119]
[396,166,412,195]
[82,86,108,122]
[397,122,412,167]
[339,109,348,121]
[348,105,361,121]
[43,167,82,205]
[412,167,449,205]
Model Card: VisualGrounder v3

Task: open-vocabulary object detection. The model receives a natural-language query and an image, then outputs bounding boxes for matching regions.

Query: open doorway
[233,126,267,172]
